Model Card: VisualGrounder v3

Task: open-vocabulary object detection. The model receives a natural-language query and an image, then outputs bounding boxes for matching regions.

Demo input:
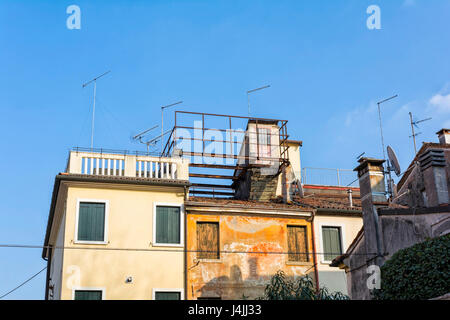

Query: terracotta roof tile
[292,194,362,212]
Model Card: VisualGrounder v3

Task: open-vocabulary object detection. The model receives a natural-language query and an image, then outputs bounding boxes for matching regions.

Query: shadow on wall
[195,258,315,300]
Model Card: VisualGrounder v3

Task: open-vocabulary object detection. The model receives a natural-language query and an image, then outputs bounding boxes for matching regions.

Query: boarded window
[287,225,308,262]
[77,202,105,242]
[155,291,181,300]
[74,290,102,300]
[322,226,342,261]
[257,128,272,158]
[197,222,219,260]
[155,206,181,244]
[257,128,271,146]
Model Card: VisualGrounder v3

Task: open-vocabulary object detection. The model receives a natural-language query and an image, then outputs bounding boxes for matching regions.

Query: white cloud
[428,93,450,113]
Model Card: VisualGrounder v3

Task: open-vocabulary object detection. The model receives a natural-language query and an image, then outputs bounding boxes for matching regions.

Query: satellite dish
[387,146,401,177]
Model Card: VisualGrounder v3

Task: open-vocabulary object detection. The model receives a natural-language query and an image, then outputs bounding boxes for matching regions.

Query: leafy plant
[373,234,450,300]
[261,270,349,300]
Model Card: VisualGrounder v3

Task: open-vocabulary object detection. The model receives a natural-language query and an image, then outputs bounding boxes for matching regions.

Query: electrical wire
[0,266,47,299]
[0,243,377,256]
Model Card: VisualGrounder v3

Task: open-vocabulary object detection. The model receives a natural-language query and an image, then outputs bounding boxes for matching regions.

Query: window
[77,202,106,242]
[74,290,103,300]
[155,206,181,245]
[257,128,271,157]
[154,291,181,300]
[322,226,342,262]
[197,222,219,260]
[287,225,308,262]
[257,128,271,146]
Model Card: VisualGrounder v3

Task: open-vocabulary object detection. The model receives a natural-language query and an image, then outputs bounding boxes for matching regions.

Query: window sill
[152,243,184,248]
[285,261,314,267]
[73,240,108,245]
[195,258,222,263]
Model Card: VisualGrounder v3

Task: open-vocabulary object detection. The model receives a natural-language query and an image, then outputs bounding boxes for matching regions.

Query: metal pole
[376,95,397,160]
[247,85,270,116]
[377,102,386,161]
[409,112,417,154]
[91,80,96,150]
[161,107,163,155]
[82,70,111,150]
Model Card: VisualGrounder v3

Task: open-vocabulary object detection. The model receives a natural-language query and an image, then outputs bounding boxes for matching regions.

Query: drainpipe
[44,246,52,300]
[184,207,188,300]
[310,210,320,294]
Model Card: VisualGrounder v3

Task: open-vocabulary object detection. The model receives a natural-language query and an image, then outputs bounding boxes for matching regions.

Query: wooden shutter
[322,227,342,261]
[74,290,102,300]
[155,292,181,300]
[197,222,219,259]
[287,226,308,262]
[156,206,180,244]
[78,202,105,241]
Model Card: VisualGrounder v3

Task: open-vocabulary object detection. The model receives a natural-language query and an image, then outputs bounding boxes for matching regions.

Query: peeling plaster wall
[186,213,313,300]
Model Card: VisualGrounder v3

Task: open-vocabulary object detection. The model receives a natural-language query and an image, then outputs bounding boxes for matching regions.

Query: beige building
[43,150,190,300]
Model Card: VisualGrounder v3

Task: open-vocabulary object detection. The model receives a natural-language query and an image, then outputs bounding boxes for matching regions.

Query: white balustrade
[136,159,178,180]
[66,151,188,180]
[80,156,125,176]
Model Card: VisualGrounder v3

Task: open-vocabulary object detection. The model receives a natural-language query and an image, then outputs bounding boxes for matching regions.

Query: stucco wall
[58,184,186,300]
[186,212,313,300]
[49,211,66,300]
[343,209,450,300]
[314,215,362,295]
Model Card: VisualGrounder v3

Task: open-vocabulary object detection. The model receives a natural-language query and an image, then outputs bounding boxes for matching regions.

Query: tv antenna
[247,85,270,115]
[409,112,432,154]
[356,152,366,160]
[386,146,401,199]
[132,125,159,153]
[377,94,398,161]
[82,70,111,150]
[161,101,183,153]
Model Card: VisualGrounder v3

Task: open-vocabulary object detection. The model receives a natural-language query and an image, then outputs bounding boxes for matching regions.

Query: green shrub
[374,234,450,300]
[261,270,349,300]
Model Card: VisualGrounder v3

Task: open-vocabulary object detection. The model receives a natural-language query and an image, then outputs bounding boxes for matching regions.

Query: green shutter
[156,206,180,244]
[78,202,105,241]
[322,227,342,261]
[155,292,181,300]
[74,290,102,300]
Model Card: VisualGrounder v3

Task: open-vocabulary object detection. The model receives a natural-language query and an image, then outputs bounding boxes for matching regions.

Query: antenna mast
[161,101,183,154]
[247,85,270,115]
[82,70,111,150]
[408,112,432,154]
[377,94,398,161]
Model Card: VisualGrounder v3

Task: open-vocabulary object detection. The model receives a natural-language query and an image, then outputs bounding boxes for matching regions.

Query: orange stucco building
[185,198,314,300]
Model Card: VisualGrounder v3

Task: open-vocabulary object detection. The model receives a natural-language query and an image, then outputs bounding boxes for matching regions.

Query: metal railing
[301,167,358,187]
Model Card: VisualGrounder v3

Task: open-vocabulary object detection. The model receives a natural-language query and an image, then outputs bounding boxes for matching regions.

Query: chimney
[436,128,450,145]
[419,149,449,206]
[347,189,353,207]
[354,158,386,266]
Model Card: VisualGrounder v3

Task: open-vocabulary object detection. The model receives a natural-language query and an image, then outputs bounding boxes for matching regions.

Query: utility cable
[0,266,47,299]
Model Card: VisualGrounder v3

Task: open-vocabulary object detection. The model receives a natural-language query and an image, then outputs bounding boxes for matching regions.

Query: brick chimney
[436,128,450,145]
[419,149,449,206]
[354,158,386,266]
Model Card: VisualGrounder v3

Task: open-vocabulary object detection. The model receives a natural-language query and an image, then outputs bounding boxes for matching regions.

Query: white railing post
[150,161,153,178]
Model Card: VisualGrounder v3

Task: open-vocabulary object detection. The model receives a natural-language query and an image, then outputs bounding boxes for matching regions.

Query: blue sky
[1,0,449,299]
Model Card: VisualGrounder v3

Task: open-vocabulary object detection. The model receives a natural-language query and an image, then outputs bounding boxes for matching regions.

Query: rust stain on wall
[186,212,313,300]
